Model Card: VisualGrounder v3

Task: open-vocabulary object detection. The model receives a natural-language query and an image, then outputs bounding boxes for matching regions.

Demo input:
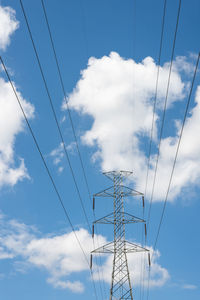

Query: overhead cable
[40,0,92,203]
[40,1,107,297]
[153,52,200,251]
[147,51,200,300]
[144,0,167,197]
[0,55,98,300]
[19,0,91,233]
[140,1,167,299]
[146,0,182,228]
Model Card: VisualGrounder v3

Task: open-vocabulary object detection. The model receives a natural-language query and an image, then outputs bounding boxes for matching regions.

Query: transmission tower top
[103,170,133,180]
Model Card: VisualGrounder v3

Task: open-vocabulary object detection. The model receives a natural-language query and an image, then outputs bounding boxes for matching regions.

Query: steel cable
[0,55,99,300]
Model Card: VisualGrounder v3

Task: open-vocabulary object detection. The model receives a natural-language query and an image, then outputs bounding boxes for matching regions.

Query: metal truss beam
[91,171,148,300]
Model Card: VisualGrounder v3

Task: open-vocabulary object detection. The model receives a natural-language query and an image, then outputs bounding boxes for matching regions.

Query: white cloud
[182,284,197,290]
[0,246,14,259]
[47,277,84,293]
[50,143,65,165]
[0,214,105,292]
[0,5,33,189]
[145,85,200,201]
[0,214,169,292]
[58,166,64,173]
[50,142,76,173]
[0,6,19,51]
[0,77,34,188]
[65,52,200,202]
[172,55,196,75]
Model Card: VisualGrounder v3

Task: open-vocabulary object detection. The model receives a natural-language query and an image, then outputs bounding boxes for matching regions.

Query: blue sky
[0,0,199,299]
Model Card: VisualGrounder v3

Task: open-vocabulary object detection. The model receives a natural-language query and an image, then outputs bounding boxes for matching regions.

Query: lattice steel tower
[91,171,148,300]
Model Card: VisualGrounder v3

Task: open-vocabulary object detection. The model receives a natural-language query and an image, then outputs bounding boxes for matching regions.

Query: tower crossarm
[92,241,148,254]
[94,212,145,225]
[103,170,133,180]
[94,185,143,198]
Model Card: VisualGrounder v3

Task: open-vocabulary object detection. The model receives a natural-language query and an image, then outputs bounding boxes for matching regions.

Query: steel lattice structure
[91,171,148,300]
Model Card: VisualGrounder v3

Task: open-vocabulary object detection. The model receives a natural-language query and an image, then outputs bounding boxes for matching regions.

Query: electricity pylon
[91,171,148,300]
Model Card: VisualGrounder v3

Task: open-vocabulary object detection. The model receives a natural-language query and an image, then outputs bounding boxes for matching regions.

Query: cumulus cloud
[0,6,19,51]
[0,77,34,188]
[0,214,168,292]
[145,85,200,201]
[0,214,105,292]
[0,5,33,188]
[65,52,199,202]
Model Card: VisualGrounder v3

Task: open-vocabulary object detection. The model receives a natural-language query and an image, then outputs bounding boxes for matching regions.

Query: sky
[0,0,199,299]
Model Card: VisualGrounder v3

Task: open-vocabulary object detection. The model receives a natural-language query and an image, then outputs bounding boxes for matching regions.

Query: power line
[19,0,91,233]
[147,0,182,228]
[40,1,107,298]
[0,55,98,300]
[144,0,167,197]
[140,1,167,298]
[78,3,108,295]
[21,1,105,298]
[40,0,92,203]
[139,199,146,300]
[147,51,200,300]
[153,52,200,251]
[144,0,182,297]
